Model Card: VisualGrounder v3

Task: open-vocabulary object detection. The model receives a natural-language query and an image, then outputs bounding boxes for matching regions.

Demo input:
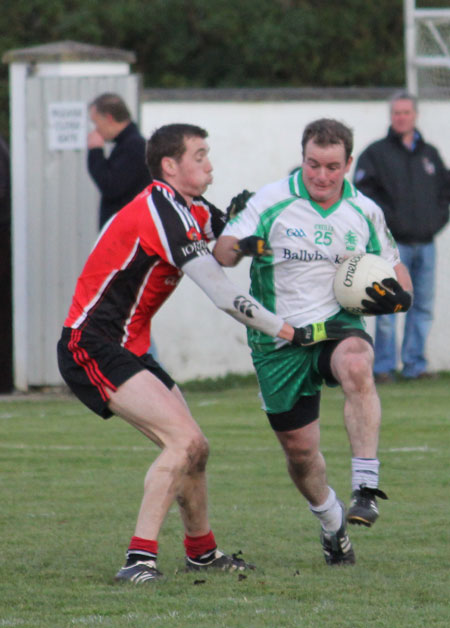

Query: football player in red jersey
[58,123,352,583]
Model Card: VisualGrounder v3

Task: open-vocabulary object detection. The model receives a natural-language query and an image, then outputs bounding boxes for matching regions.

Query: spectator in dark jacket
[87,93,151,229]
[354,91,450,381]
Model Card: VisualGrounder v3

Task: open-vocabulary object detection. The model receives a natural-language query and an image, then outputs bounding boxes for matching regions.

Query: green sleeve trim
[347,200,382,255]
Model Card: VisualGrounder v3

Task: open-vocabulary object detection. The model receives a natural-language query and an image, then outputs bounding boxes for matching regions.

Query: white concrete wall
[141,98,450,381]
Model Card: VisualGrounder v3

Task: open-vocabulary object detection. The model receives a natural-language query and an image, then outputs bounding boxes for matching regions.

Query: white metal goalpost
[404,0,450,97]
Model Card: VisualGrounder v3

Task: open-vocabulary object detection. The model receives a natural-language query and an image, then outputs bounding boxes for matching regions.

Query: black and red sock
[184,530,217,562]
[126,536,158,566]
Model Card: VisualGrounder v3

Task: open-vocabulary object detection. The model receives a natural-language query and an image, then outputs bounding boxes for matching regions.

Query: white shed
[3,41,141,390]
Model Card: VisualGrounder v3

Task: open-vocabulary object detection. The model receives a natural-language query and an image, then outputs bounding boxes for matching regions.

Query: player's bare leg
[330,336,388,526]
[275,421,328,506]
[169,385,211,536]
[331,336,380,457]
[108,371,253,580]
[107,370,211,540]
[276,421,355,565]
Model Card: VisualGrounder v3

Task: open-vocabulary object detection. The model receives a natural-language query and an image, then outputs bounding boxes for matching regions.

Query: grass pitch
[0,375,448,627]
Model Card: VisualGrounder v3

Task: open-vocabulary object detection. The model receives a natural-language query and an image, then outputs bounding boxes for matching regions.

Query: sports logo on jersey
[187,226,201,241]
[181,240,209,257]
[286,228,307,237]
[344,230,358,251]
[283,249,325,261]
[233,295,259,318]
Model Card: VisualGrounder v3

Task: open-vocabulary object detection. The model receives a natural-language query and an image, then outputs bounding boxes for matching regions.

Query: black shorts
[266,391,321,432]
[57,327,175,419]
[266,329,373,432]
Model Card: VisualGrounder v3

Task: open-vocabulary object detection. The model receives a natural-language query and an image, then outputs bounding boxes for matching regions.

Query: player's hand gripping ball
[333,253,411,316]
[362,278,412,315]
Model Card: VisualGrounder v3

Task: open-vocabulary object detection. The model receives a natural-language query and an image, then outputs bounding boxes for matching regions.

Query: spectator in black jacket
[88,93,151,229]
[354,91,450,381]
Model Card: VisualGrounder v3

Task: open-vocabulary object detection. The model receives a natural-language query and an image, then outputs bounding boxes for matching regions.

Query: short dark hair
[146,123,208,180]
[89,93,131,122]
[301,118,353,162]
[389,90,418,112]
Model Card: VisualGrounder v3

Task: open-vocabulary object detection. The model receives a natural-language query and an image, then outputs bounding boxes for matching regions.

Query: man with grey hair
[354,91,449,382]
[88,93,150,228]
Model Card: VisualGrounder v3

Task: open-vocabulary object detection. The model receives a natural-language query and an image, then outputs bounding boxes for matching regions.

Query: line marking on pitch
[0,443,438,454]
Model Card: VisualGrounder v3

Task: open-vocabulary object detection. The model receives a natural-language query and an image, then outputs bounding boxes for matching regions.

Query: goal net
[405,1,450,98]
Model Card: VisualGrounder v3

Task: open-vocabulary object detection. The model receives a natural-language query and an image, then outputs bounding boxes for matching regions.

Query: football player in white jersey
[59,122,355,584]
[214,118,413,566]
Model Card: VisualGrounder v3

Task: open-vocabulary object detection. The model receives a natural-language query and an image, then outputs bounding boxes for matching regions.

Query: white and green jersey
[222,169,400,353]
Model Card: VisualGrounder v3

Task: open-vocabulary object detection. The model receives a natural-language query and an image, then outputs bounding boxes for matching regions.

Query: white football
[333,253,396,315]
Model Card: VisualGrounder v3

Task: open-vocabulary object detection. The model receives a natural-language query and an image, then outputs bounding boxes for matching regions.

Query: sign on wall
[48,101,87,151]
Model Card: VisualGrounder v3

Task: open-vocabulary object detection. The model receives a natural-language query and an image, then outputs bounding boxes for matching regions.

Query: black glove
[233,235,272,257]
[226,189,254,221]
[361,278,412,315]
[292,320,356,346]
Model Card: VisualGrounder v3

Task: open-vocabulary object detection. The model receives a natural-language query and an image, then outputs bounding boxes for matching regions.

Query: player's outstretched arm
[182,254,285,337]
[182,255,357,345]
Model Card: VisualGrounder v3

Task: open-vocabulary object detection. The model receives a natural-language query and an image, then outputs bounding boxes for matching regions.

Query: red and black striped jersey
[64,180,226,355]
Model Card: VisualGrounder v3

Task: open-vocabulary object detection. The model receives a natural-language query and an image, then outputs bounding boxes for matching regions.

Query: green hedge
[1,0,448,140]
